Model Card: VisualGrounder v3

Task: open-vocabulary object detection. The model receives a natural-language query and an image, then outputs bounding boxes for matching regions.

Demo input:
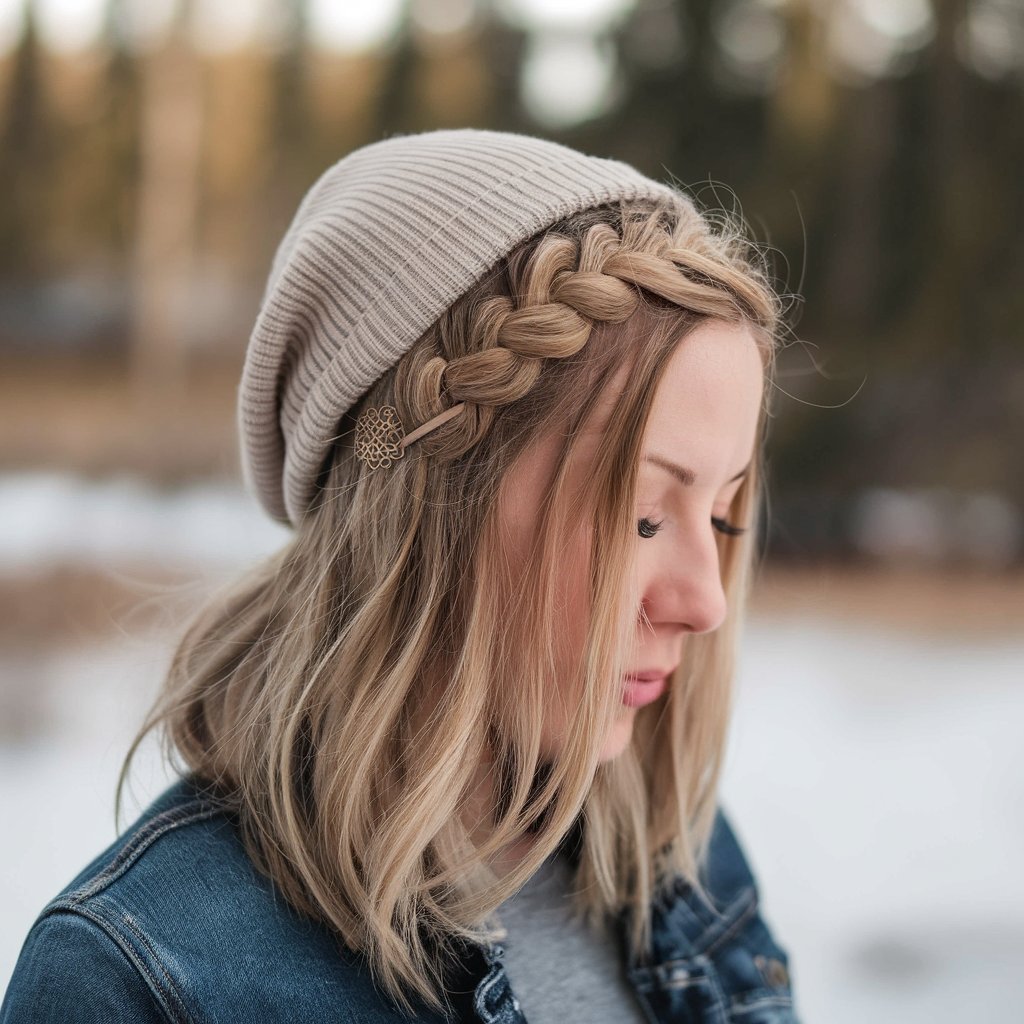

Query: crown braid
[390,202,776,466]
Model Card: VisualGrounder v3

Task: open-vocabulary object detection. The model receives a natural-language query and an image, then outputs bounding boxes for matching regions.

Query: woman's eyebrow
[644,454,750,488]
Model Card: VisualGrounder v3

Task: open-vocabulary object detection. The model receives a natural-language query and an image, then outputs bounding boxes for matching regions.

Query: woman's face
[497,318,766,762]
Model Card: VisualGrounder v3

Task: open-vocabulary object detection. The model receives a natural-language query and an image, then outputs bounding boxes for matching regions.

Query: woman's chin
[597,708,637,762]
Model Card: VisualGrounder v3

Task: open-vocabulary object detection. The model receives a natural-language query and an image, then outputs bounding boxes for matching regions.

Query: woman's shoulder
[1,774,425,1024]
[38,774,284,940]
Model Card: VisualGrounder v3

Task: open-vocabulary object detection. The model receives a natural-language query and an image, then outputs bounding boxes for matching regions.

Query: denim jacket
[2,774,800,1023]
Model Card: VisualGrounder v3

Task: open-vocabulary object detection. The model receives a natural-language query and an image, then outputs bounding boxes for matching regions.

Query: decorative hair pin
[354,402,467,470]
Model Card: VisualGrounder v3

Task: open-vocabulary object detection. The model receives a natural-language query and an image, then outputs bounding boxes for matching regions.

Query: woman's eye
[637,516,663,539]
[639,516,747,539]
[711,516,747,537]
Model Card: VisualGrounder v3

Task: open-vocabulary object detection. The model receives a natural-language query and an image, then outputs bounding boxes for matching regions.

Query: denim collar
[460,809,775,1024]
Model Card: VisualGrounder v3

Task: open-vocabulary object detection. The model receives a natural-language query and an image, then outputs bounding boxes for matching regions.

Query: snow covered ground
[2,471,1022,1020]
[722,618,1024,1022]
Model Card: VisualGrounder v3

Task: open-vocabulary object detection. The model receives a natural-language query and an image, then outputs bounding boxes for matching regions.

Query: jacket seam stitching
[118,910,196,1024]
[41,906,193,1024]
[697,952,732,1024]
[68,803,225,903]
[475,962,505,1019]
[699,886,759,956]
[730,992,795,1011]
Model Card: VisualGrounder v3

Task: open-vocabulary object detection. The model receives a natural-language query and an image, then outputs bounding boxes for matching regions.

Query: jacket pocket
[626,806,802,1023]
[629,859,800,1021]
[704,890,798,1024]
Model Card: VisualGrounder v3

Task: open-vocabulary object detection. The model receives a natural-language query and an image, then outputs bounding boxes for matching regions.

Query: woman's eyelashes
[637,516,663,539]
[711,516,747,537]
[636,515,747,539]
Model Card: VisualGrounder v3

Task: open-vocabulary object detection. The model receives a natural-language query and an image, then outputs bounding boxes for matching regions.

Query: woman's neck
[461,753,542,882]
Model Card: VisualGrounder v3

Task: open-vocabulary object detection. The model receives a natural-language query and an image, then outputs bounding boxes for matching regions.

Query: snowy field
[2,471,1023,1021]
[722,618,1024,1022]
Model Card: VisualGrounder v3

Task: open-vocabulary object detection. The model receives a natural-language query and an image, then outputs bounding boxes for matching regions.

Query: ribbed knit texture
[238,128,689,526]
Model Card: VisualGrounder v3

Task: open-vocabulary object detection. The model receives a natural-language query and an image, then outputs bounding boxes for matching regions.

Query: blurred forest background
[2,2,1024,1020]
[1,0,1022,570]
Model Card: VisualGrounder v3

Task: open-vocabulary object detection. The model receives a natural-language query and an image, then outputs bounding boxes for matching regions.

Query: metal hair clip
[354,402,467,471]
[354,405,405,470]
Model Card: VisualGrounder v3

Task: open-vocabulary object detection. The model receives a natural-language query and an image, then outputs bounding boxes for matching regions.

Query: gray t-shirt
[494,851,648,1024]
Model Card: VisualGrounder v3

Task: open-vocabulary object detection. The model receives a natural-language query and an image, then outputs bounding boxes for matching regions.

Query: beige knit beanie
[238,127,688,527]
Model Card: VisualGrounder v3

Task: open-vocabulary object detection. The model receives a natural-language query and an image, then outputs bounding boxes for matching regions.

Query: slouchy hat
[238,127,688,527]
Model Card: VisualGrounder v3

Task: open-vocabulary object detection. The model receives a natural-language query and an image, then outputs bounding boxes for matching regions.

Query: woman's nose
[639,532,728,635]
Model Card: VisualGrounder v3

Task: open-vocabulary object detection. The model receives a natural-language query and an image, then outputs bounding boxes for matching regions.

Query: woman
[2,128,799,1023]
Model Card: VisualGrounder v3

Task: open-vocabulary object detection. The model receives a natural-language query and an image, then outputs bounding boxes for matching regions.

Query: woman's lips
[622,674,667,708]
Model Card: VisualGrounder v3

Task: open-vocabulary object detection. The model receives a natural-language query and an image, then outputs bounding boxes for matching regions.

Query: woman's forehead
[500,320,763,509]
[642,322,764,482]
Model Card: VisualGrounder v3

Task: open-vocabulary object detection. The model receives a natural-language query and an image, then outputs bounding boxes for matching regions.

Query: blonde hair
[117,196,781,1017]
